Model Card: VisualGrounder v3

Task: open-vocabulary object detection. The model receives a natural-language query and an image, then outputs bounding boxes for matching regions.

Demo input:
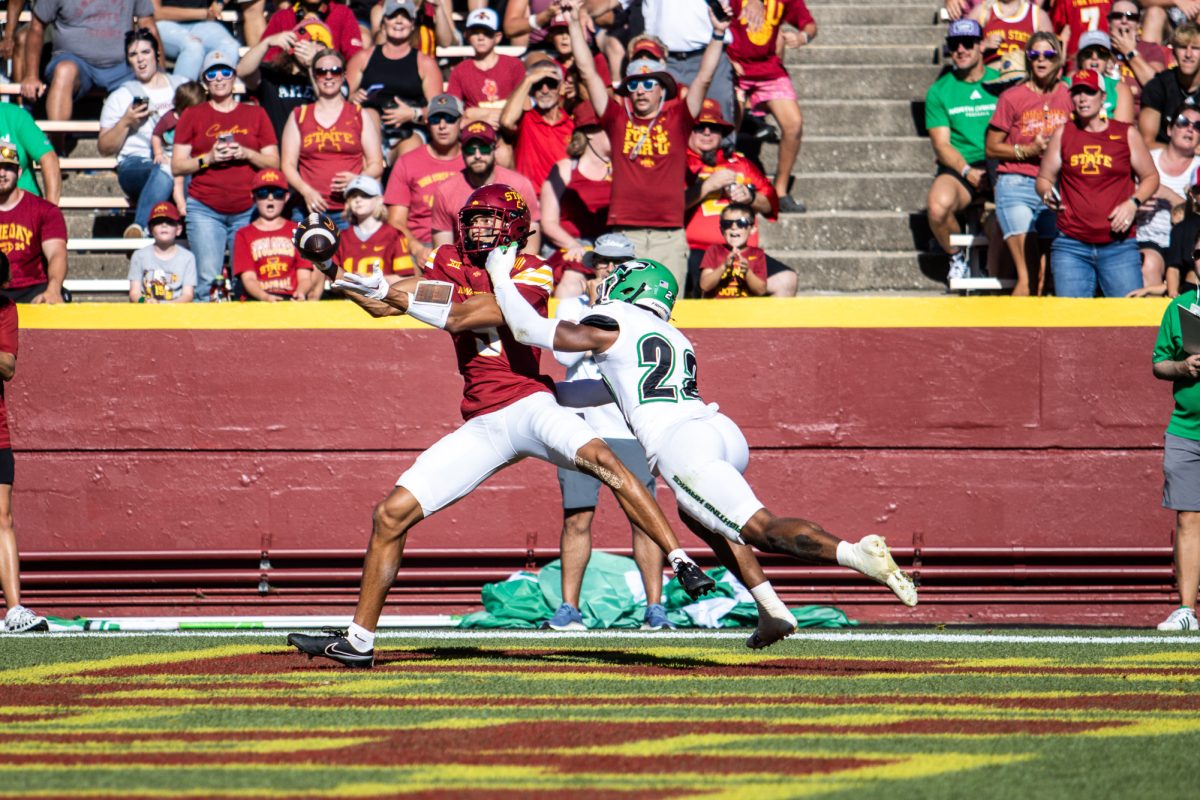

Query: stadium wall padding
[12,299,1176,558]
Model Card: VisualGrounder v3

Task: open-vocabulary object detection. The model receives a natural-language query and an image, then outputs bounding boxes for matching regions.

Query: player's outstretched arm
[484,244,615,352]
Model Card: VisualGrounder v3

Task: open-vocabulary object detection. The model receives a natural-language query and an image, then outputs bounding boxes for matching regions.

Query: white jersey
[554,294,635,440]
[588,300,717,461]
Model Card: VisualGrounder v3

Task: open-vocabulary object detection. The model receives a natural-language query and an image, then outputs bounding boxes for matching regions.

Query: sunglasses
[531,78,560,92]
[1177,117,1200,130]
[947,37,981,51]
[463,142,494,155]
[720,217,753,230]
[253,187,288,200]
[625,78,659,92]
[1026,49,1059,61]
[1079,47,1111,60]
[1108,10,1139,20]
[694,123,726,135]
[313,66,344,78]
[0,146,17,162]
[204,66,234,81]
[428,113,457,126]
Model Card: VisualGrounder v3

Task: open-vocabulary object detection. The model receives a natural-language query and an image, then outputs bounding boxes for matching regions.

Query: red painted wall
[13,324,1177,620]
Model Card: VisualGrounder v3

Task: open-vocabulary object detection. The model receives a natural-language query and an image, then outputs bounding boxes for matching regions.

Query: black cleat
[287,628,375,668]
[673,560,716,600]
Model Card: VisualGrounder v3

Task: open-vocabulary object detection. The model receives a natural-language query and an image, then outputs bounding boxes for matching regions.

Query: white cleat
[847,535,918,607]
[1157,607,1199,631]
[746,612,797,650]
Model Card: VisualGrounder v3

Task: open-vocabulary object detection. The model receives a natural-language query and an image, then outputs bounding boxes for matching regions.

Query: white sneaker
[947,251,970,281]
[746,612,797,650]
[844,535,918,607]
[5,605,47,632]
[1157,607,1199,631]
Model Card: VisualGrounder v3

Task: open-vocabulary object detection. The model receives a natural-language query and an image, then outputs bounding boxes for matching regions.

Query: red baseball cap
[629,38,666,61]
[694,98,733,131]
[252,168,289,191]
[1070,68,1102,94]
[148,201,181,223]
[460,120,497,145]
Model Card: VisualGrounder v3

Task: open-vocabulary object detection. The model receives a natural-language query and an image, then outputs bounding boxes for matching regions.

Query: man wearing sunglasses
[1107,0,1168,113]
[1140,22,1200,148]
[925,19,998,282]
[429,122,542,255]
[20,1,160,149]
[500,59,575,190]
[0,144,67,305]
[563,0,731,290]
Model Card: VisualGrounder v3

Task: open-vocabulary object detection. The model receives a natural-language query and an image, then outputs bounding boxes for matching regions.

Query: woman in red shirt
[1036,68,1158,297]
[540,104,611,296]
[281,49,384,231]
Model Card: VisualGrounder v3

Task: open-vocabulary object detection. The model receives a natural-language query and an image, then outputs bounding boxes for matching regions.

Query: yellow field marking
[1101,651,1200,666]
[0,736,384,756]
[0,644,286,684]
[1076,717,1200,738]
[19,297,1171,330]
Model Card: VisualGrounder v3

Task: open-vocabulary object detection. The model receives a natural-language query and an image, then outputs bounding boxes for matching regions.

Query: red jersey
[1052,0,1111,57]
[1058,120,1135,243]
[429,166,542,237]
[262,4,364,62]
[422,244,555,420]
[0,299,16,449]
[685,148,778,251]
[981,0,1037,63]
[514,109,574,190]
[0,192,67,289]
[447,55,527,110]
[728,0,814,81]
[293,101,365,212]
[336,223,414,278]
[700,244,769,298]
[233,220,314,297]
[989,83,1073,177]
[177,101,278,214]
[602,97,695,229]
[382,145,465,244]
[558,161,611,241]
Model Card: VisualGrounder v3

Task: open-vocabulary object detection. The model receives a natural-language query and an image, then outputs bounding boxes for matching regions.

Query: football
[295,213,340,263]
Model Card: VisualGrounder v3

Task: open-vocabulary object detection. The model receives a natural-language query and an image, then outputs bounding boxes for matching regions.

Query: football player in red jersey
[286,184,717,667]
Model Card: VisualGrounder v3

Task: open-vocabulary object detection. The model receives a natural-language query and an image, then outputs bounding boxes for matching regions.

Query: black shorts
[0,283,71,303]
[0,448,15,486]
[936,161,992,203]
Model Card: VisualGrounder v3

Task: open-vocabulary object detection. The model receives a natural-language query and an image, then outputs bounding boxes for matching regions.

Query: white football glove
[332,266,389,300]
[484,242,519,284]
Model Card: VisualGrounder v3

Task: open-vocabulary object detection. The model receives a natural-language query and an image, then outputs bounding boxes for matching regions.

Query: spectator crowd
[0,0,818,304]
[931,0,1200,297]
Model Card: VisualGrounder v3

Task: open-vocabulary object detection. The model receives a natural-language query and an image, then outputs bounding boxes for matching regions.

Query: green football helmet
[597,259,678,320]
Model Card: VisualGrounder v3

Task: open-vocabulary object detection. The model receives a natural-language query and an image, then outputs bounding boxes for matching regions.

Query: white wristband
[528,12,543,31]
[405,280,454,329]
[961,164,972,178]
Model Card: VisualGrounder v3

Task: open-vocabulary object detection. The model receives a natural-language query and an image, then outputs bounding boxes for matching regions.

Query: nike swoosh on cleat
[325,643,372,661]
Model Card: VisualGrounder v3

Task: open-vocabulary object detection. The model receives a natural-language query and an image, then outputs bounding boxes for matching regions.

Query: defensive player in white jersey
[484,249,919,646]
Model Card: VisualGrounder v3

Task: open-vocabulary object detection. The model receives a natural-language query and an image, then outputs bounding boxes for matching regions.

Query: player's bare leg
[678,510,796,650]
[559,509,594,609]
[631,524,664,605]
[288,486,424,668]
[740,509,918,607]
[574,438,714,599]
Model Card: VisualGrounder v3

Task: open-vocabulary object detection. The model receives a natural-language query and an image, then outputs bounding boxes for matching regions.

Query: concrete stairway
[759,0,946,292]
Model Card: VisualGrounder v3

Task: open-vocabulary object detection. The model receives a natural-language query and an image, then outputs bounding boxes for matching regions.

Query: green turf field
[2,629,1198,799]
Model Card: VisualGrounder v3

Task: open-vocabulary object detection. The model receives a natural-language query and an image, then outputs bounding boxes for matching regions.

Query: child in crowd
[127,202,197,303]
[699,204,769,299]
[447,8,525,129]
[233,169,315,302]
[151,82,207,213]
[315,174,413,299]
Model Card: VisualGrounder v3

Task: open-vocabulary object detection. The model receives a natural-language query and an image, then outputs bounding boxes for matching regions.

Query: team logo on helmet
[598,259,677,321]
[456,183,531,262]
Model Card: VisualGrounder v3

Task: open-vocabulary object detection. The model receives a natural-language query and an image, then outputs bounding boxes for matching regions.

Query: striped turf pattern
[1,631,1199,798]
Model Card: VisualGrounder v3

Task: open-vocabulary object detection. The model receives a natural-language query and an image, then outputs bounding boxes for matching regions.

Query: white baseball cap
[465,7,500,32]
[345,174,383,197]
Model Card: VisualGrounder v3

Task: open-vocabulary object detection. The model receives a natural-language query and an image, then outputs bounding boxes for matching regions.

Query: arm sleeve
[233,229,255,276]
[128,248,146,282]
[491,257,559,349]
[447,64,464,100]
[1154,303,1182,363]
[430,188,454,234]
[383,158,411,205]
[925,80,948,130]
[42,204,66,242]
[14,110,52,162]
[700,245,725,272]
[1142,73,1166,112]
[988,91,1012,132]
[787,0,815,29]
[180,250,197,287]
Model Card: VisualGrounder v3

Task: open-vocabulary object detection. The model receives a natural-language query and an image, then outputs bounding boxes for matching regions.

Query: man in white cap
[543,232,674,633]
[563,0,730,289]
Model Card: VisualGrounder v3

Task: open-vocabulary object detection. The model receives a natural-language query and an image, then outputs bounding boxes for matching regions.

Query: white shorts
[652,411,765,542]
[398,391,598,516]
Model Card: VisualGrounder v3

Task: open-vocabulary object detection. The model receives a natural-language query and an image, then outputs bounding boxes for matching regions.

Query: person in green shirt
[1152,272,1200,631]
[925,19,999,282]
[0,101,60,204]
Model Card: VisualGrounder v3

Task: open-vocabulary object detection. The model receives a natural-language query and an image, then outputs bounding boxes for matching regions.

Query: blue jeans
[1050,235,1142,297]
[186,196,253,301]
[44,53,132,98]
[157,20,242,82]
[994,173,1058,240]
[117,157,175,231]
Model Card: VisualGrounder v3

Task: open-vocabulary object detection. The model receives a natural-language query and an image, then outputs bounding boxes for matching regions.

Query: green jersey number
[637,333,700,403]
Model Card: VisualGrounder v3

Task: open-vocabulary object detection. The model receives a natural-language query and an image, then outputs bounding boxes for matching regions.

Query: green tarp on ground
[457,551,857,629]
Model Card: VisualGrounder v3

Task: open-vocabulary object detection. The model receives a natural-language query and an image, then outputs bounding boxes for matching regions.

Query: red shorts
[735,73,797,109]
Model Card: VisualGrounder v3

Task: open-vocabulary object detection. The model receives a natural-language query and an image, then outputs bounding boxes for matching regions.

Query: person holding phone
[98,29,185,238]
[173,50,281,300]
